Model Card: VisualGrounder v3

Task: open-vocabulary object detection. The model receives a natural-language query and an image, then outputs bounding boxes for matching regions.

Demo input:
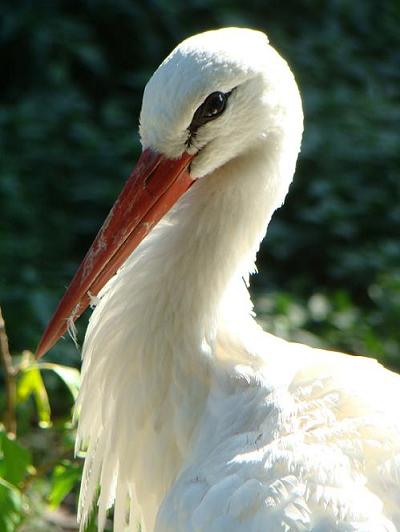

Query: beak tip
[35,337,50,360]
[36,322,62,359]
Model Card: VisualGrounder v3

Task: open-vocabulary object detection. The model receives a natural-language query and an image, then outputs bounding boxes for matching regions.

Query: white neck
[76,126,300,531]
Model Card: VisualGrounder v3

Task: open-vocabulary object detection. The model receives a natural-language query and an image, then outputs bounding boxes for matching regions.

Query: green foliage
[17,366,51,428]
[0,430,32,486]
[0,478,25,532]
[256,269,400,370]
[48,461,82,510]
[0,432,30,531]
[0,351,81,529]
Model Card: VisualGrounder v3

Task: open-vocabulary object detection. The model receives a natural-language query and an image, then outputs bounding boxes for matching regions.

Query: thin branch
[0,305,17,435]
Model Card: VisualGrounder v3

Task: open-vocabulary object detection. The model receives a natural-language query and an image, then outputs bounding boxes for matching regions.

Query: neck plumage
[75,128,300,531]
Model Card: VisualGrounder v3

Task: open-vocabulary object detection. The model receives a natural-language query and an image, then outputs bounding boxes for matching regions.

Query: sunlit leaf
[48,461,81,509]
[37,363,81,400]
[17,367,51,428]
[0,430,32,486]
[0,478,24,532]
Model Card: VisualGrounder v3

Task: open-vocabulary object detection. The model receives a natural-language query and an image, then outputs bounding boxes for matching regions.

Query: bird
[37,27,400,532]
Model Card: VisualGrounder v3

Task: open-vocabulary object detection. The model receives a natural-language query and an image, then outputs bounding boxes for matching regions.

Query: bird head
[141,27,302,178]
[36,27,303,358]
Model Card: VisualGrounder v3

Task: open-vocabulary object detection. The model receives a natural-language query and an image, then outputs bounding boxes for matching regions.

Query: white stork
[37,28,400,532]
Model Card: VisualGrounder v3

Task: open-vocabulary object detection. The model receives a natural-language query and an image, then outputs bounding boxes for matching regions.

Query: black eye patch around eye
[188,91,231,138]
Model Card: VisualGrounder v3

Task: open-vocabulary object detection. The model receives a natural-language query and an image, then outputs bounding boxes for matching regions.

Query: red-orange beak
[36,148,195,358]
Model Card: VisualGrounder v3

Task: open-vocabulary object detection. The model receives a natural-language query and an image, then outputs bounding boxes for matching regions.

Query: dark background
[0,1,399,528]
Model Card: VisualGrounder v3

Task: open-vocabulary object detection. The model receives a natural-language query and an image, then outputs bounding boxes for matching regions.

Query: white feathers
[74,27,400,531]
[156,346,400,531]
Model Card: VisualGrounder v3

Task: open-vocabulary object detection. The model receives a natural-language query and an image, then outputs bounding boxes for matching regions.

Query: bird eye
[201,92,227,119]
[188,91,230,137]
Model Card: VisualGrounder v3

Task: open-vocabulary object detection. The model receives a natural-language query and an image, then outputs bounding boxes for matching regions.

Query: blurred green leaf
[17,368,51,428]
[38,363,81,401]
[0,478,24,532]
[48,461,81,509]
[0,430,32,487]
